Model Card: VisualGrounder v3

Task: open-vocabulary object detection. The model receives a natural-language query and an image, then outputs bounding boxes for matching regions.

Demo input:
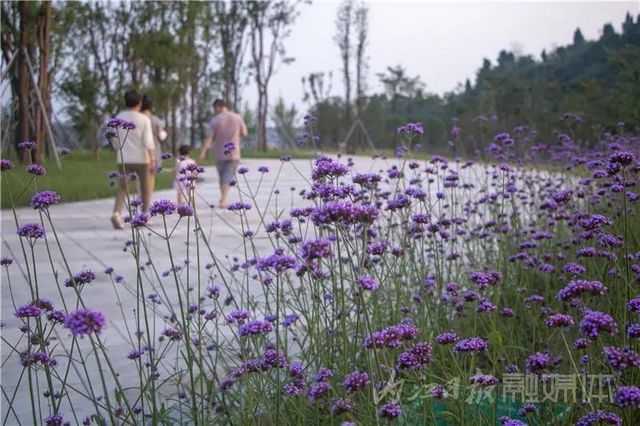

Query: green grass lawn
[1,148,318,209]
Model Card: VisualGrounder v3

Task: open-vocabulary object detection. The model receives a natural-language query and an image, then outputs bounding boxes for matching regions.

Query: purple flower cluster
[469,270,502,289]
[228,201,251,212]
[397,121,424,136]
[131,212,149,228]
[377,401,402,419]
[614,385,640,408]
[63,308,106,337]
[603,346,640,370]
[149,199,177,216]
[177,204,195,217]
[238,320,273,337]
[556,279,606,301]
[31,190,61,210]
[226,309,251,324]
[162,328,183,342]
[1,159,14,171]
[453,337,488,354]
[342,370,369,393]
[64,269,96,287]
[310,200,379,226]
[357,275,378,291]
[107,118,136,130]
[311,157,349,180]
[364,323,420,349]
[396,342,432,370]
[435,331,459,345]
[580,309,618,340]
[469,374,498,386]
[545,313,574,328]
[15,304,42,318]
[525,352,553,374]
[331,398,355,415]
[299,239,332,261]
[27,164,46,176]
[20,350,56,367]
[575,410,622,426]
[18,140,37,150]
[17,223,45,240]
[257,250,299,274]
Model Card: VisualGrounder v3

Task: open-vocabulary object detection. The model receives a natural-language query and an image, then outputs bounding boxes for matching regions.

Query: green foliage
[308,14,640,154]
[0,150,173,208]
[52,1,220,151]
[449,13,640,143]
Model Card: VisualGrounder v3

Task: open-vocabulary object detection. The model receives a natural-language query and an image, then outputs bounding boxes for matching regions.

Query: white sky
[245,0,639,112]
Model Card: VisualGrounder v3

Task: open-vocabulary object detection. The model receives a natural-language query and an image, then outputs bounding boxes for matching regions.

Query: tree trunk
[90,118,101,161]
[257,88,268,151]
[36,1,51,162]
[17,1,32,163]
[170,99,177,154]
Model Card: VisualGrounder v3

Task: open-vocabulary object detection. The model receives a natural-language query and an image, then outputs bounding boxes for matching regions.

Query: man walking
[199,99,248,208]
[111,90,156,229]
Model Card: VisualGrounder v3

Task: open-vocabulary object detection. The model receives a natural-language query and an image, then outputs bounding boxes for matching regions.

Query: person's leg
[216,161,227,208]
[137,164,152,212]
[217,160,238,208]
[112,164,131,229]
[148,167,156,201]
[176,185,185,205]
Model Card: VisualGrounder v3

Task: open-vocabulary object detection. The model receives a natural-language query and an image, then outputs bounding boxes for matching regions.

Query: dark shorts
[216,160,239,186]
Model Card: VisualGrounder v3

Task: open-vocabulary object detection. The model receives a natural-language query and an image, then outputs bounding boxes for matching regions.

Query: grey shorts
[216,160,239,186]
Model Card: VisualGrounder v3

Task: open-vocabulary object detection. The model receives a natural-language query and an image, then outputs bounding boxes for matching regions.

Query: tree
[247,0,298,151]
[272,97,298,147]
[376,65,425,113]
[334,0,355,150]
[354,3,368,118]
[215,1,249,110]
[334,0,368,153]
[302,71,333,105]
[1,1,55,163]
[17,1,33,161]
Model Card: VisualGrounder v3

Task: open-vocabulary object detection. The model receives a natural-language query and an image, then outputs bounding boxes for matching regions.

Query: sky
[245,0,639,112]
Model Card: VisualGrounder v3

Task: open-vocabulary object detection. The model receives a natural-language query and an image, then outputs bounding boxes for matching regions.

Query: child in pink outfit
[174,145,196,205]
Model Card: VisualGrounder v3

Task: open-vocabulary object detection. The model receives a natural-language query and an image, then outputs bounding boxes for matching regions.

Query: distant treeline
[306,13,640,154]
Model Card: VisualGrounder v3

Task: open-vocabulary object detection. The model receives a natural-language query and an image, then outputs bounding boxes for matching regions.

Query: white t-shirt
[114,110,155,164]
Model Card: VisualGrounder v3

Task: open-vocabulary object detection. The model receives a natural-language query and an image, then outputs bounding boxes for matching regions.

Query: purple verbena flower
[453,337,488,354]
[27,164,46,176]
[63,308,106,337]
[31,191,60,210]
[149,199,177,216]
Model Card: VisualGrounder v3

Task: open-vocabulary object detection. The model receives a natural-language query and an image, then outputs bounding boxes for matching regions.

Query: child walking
[175,145,196,205]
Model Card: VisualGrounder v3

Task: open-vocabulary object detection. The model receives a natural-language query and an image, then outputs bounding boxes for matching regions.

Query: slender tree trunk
[91,118,101,161]
[257,88,268,151]
[190,76,196,147]
[36,1,51,161]
[170,99,177,154]
[17,1,32,163]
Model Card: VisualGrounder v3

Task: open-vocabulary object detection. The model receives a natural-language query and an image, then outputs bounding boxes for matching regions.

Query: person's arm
[199,120,215,162]
[240,116,248,138]
[199,135,212,162]
[143,117,156,172]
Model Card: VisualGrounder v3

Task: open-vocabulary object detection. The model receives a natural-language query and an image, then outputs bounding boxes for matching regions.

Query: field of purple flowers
[1,115,639,425]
